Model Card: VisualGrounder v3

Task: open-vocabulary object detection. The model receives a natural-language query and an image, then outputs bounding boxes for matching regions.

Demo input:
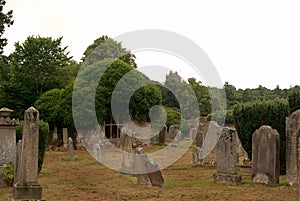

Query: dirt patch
[0,146,297,201]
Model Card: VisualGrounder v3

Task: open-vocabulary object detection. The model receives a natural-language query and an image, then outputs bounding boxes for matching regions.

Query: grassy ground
[0,145,297,201]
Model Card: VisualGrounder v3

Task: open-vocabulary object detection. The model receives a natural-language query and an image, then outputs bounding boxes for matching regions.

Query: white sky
[3,0,300,89]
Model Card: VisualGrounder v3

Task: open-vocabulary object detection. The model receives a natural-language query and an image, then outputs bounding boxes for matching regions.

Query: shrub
[16,120,49,173]
[288,89,300,114]
[1,162,14,187]
[233,99,289,171]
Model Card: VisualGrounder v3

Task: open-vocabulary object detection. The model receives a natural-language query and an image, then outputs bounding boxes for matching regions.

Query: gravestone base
[213,173,242,185]
[12,183,43,200]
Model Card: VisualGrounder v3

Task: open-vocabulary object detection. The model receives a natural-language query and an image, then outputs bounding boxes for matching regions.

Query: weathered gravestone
[170,130,182,147]
[12,107,44,200]
[68,137,75,161]
[120,128,134,173]
[145,159,164,187]
[192,147,203,164]
[134,147,151,185]
[62,128,68,149]
[93,143,101,163]
[251,125,280,186]
[213,127,241,185]
[0,107,18,187]
[286,109,300,186]
[158,125,167,145]
[168,124,179,140]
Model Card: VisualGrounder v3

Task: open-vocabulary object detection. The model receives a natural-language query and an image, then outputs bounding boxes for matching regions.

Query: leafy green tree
[4,36,71,117]
[233,99,289,171]
[130,84,162,122]
[288,86,300,114]
[0,0,13,55]
[188,78,211,116]
[82,35,137,68]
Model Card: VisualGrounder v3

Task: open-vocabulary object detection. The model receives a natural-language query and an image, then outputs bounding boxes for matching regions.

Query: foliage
[16,120,49,173]
[233,99,290,170]
[1,162,14,187]
[207,109,234,125]
[82,35,137,68]
[188,78,211,116]
[288,86,300,114]
[1,36,71,118]
[0,0,13,55]
[34,88,63,123]
[130,84,162,122]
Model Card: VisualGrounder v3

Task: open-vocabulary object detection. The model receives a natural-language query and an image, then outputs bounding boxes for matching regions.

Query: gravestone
[93,143,101,163]
[213,127,241,185]
[120,128,134,173]
[134,147,151,185]
[251,125,280,186]
[68,137,75,161]
[158,125,167,145]
[62,128,68,149]
[14,140,22,185]
[286,109,300,186]
[145,159,164,187]
[52,126,58,142]
[190,127,197,140]
[170,130,182,147]
[0,107,18,187]
[192,147,203,164]
[169,124,179,140]
[12,107,44,200]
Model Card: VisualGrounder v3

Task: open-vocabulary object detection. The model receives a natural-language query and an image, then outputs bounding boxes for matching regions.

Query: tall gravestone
[134,147,151,185]
[12,107,44,200]
[63,128,68,149]
[213,127,241,185]
[120,128,134,173]
[68,137,75,161]
[158,125,167,145]
[0,107,18,187]
[286,109,300,186]
[251,125,280,186]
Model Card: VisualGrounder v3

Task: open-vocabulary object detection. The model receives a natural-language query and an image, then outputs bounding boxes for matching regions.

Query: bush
[207,109,234,125]
[233,99,289,171]
[16,120,49,173]
[288,89,300,114]
[1,162,14,187]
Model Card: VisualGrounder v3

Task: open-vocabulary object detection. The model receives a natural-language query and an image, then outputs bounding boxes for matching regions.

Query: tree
[34,88,64,126]
[0,0,13,55]
[82,35,137,68]
[288,86,300,114]
[233,99,290,171]
[6,36,71,117]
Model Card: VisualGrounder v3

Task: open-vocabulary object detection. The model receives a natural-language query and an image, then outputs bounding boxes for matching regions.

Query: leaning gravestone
[146,159,164,187]
[134,147,151,185]
[158,125,167,145]
[68,137,75,161]
[251,125,280,186]
[11,107,44,200]
[286,109,300,186]
[213,127,241,185]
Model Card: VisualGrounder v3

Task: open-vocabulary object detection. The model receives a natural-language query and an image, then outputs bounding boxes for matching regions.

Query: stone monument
[213,127,241,185]
[251,125,280,186]
[12,107,44,200]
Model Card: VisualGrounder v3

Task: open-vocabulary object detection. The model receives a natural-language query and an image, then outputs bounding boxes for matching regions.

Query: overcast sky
[3,0,300,89]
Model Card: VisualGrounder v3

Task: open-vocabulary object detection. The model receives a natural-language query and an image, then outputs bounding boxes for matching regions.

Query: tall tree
[0,0,13,55]
[5,36,71,117]
[82,35,137,68]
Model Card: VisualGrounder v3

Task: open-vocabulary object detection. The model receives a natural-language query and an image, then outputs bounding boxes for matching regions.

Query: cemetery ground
[0,145,297,201]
